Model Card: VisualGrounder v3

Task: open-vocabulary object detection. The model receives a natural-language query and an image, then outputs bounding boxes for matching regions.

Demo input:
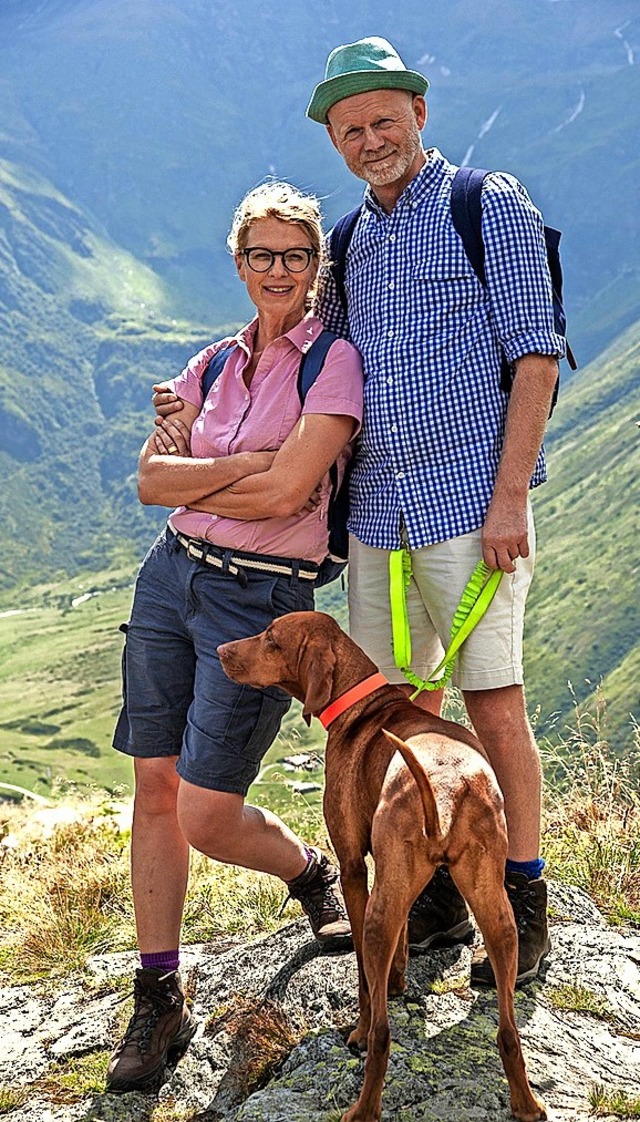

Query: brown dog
[218,611,546,1122]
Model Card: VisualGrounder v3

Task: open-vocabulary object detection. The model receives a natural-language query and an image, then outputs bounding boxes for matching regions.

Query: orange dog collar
[318,672,388,729]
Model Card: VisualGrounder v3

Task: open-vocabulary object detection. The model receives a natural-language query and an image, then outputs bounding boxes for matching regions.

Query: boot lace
[507,881,540,935]
[118,974,178,1054]
[287,859,346,927]
[410,866,456,917]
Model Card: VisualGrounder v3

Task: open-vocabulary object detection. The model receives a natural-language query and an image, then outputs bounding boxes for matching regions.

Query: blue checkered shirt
[317,148,566,550]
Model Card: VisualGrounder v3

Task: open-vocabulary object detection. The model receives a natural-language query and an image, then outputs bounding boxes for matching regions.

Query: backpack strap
[297,328,351,569]
[328,206,362,313]
[450,166,490,285]
[297,328,341,516]
[201,341,238,399]
[297,329,339,401]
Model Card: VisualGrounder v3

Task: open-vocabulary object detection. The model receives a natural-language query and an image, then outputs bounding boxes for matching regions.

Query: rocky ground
[2,882,639,1122]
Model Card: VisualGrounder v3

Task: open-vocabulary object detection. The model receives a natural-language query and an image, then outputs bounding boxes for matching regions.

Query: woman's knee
[133,756,180,817]
[176,783,244,858]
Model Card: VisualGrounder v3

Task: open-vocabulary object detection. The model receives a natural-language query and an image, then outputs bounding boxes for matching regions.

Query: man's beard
[350,126,422,188]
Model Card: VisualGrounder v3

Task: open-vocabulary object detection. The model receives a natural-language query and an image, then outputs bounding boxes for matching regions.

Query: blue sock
[506,857,545,881]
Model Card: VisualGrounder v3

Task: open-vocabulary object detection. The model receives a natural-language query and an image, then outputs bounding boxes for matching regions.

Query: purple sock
[286,846,317,887]
[140,949,180,972]
[506,857,545,881]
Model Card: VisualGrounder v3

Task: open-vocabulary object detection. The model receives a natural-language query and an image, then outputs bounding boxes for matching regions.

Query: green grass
[546,983,614,1021]
[0,563,337,802]
[590,1084,640,1118]
[33,1051,110,1103]
[0,783,327,984]
[0,1086,28,1115]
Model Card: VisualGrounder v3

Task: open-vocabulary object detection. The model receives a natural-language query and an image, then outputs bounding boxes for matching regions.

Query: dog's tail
[383,729,441,840]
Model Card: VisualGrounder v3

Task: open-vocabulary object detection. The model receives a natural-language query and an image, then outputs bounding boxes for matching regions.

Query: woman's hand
[152,383,184,418]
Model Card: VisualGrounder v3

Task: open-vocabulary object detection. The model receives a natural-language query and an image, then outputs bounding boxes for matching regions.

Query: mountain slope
[0,158,221,589]
[525,320,640,747]
[0,0,638,357]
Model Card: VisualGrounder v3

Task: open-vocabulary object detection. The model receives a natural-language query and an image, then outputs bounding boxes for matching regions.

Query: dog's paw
[346,1025,368,1052]
[511,1097,547,1122]
[387,972,406,997]
[341,1108,380,1122]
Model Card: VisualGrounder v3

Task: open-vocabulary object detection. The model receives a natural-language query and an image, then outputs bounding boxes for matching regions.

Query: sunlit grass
[539,688,640,925]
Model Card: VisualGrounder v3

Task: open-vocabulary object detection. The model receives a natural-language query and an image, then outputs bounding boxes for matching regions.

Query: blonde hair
[227,181,325,263]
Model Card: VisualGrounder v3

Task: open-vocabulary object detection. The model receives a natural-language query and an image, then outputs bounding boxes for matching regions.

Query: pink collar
[318,672,388,730]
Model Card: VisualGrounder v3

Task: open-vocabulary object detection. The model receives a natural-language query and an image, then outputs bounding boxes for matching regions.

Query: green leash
[389,550,504,700]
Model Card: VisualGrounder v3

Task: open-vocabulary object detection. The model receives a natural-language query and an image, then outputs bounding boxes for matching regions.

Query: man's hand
[152,383,184,419]
[481,494,529,573]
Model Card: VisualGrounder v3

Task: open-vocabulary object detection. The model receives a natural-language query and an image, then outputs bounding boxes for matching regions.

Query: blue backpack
[202,331,349,587]
[329,165,576,415]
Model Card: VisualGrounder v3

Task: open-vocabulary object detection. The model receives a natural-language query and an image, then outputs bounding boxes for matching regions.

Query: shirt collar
[364,148,448,217]
[235,312,323,357]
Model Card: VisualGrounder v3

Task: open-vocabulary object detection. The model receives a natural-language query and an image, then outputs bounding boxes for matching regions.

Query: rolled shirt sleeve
[481,173,566,365]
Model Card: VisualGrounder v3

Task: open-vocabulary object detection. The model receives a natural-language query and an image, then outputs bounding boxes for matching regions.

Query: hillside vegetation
[0,158,233,589]
[1,0,638,354]
[527,318,640,746]
[0,314,637,798]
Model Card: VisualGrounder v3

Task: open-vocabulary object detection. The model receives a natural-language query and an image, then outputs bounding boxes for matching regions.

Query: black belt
[169,526,318,583]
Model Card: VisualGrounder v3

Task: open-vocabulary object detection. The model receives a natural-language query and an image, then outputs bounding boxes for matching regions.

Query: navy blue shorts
[113,528,315,795]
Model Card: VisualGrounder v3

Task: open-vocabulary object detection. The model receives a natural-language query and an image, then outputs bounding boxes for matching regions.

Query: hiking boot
[408,866,474,952]
[106,968,196,1093]
[288,848,352,952]
[471,874,551,987]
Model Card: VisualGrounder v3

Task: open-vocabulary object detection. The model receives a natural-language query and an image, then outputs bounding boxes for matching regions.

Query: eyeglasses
[241,247,317,273]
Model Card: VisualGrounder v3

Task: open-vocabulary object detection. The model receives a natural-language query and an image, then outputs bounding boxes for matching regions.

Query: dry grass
[0,794,327,983]
[540,690,640,925]
[0,1086,28,1115]
[0,807,132,979]
[205,993,307,1097]
[1,691,638,984]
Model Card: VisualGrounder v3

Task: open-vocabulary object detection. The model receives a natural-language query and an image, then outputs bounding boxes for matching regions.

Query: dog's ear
[298,637,336,724]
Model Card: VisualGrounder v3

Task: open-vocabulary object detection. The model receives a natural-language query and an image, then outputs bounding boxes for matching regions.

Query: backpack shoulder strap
[328,206,362,313]
[450,166,490,284]
[297,329,339,402]
[201,340,238,398]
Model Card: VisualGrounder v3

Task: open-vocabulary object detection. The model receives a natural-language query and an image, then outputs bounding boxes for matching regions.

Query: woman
[108,183,363,1093]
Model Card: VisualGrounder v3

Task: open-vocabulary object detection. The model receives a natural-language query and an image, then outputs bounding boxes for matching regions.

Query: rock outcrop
[2,882,639,1121]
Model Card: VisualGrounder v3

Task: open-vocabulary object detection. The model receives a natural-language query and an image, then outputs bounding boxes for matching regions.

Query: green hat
[306,37,429,125]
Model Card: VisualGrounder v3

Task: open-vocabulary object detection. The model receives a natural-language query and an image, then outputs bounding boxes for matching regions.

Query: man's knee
[133,756,180,818]
[463,685,533,747]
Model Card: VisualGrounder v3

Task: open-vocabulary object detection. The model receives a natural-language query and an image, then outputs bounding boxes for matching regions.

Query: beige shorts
[348,505,536,692]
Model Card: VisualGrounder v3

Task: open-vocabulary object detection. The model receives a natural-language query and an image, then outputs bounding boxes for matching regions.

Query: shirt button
[390,424,398,433]
[389,234,396,242]
[396,471,405,480]
[388,281,394,290]
[388,329,394,338]
[387,377,393,385]
[210,515,218,521]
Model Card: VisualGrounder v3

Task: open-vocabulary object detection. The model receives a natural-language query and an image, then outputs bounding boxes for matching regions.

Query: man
[307,37,566,984]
